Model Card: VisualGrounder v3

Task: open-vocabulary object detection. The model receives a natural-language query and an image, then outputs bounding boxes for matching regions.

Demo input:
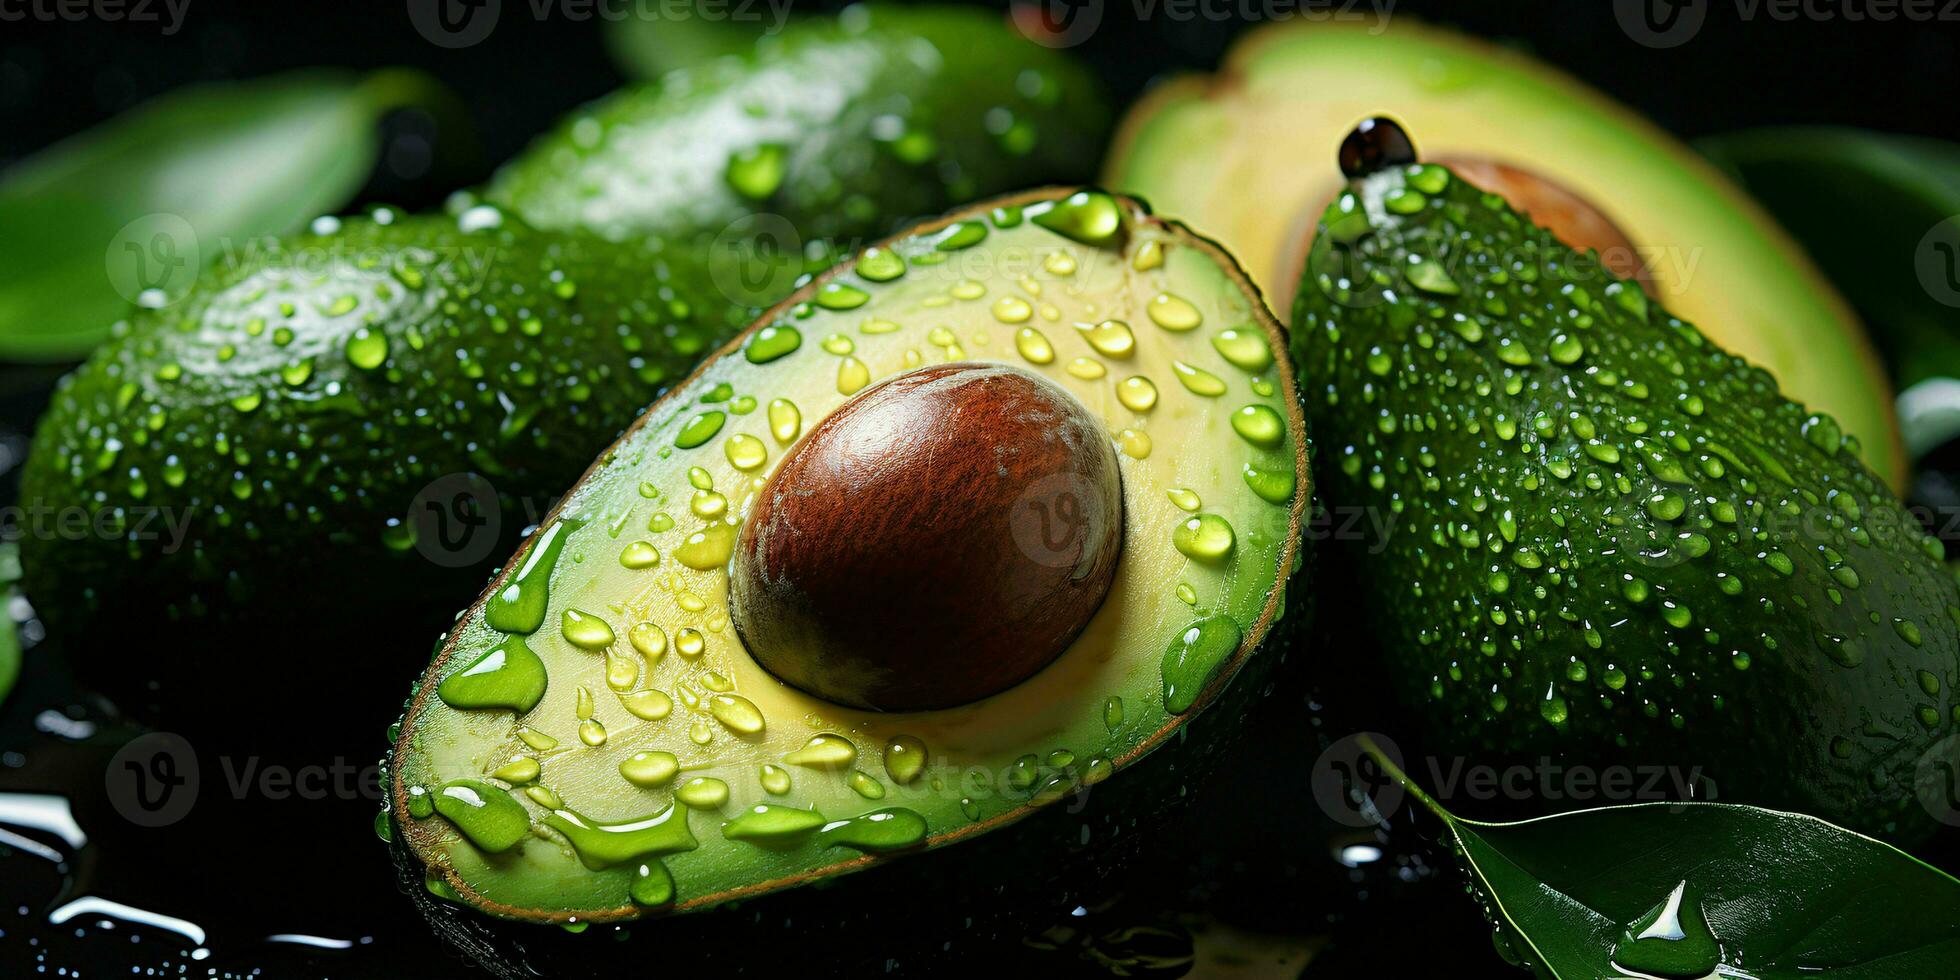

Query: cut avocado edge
[1103,15,1906,490]
[389,186,1311,924]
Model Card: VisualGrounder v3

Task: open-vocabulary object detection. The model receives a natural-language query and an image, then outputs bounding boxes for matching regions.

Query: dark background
[7,0,1960,200]
[1,1,1957,977]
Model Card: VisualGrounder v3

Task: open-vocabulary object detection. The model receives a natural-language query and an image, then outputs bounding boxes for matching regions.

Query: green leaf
[0,69,448,361]
[1701,128,1960,454]
[1357,736,1960,978]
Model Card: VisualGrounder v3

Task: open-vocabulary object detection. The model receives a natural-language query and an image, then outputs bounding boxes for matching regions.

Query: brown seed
[730,363,1123,711]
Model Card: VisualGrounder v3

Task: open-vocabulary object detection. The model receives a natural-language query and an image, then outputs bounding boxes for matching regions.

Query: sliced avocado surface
[1294,136,1959,839]
[490,5,1111,250]
[1105,17,1905,486]
[391,189,1309,919]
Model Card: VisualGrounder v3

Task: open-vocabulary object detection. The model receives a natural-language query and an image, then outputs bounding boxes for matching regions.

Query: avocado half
[1103,17,1905,487]
[385,189,1310,966]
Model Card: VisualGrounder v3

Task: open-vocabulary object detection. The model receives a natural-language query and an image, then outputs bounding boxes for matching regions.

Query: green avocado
[19,209,745,650]
[1292,128,1959,840]
[489,4,1111,253]
[385,189,1309,971]
[1104,16,1906,488]
[18,5,1110,720]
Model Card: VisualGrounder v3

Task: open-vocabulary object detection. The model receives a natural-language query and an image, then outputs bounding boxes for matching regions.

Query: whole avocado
[1293,137,1960,839]
[20,209,741,650]
[17,4,1112,722]
[488,4,1111,251]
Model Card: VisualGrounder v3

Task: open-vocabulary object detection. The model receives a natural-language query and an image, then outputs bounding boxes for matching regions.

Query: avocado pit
[730,362,1124,711]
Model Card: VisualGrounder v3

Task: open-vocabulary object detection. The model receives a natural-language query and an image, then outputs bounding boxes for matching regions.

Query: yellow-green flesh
[1105,17,1904,485]
[395,194,1304,918]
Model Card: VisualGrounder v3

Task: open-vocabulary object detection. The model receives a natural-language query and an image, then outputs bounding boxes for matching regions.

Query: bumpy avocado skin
[488,5,1111,249]
[20,211,746,692]
[1293,165,1959,839]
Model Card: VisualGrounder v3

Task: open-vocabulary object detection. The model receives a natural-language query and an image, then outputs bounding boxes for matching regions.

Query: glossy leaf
[0,69,447,361]
[1359,736,1960,978]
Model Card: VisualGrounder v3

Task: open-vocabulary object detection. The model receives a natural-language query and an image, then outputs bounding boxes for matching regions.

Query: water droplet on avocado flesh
[1292,151,1958,835]
[390,190,1308,920]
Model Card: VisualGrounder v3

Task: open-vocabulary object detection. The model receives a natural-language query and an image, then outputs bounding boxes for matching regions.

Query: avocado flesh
[391,189,1309,919]
[1105,17,1905,487]
[489,5,1111,248]
[1294,161,1959,838]
[20,209,744,639]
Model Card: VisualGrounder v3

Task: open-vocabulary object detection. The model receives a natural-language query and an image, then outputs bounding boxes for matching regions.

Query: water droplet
[1231,405,1285,448]
[561,608,616,650]
[709,694,766,734]
[620,751,679,788]
[785,733,857,769]
[1076,319,1135,358]
[1171,361,1227,396]
[1146,293,1201,331]
[677,777,730,809]
[725,143,787,199]
[1161,615,1243,714]
[1117,376,1158,412]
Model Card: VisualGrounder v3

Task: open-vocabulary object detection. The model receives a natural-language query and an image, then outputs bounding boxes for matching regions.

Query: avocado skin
[385,585,1313,978]
[1293,166,1959,839]
[488,5,1111,249]
[19,212,747,711]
